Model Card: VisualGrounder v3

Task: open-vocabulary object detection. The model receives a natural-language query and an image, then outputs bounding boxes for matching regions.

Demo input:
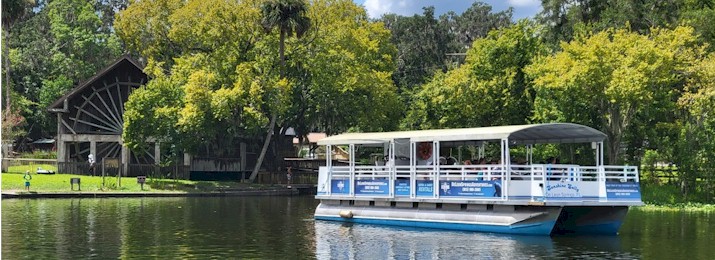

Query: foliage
[526,26,702,164]
[380,3,513,110]
[404,21,545,129]
[118,0,400,163]
[16,150,57,159]
[5,0,124,138]
[680,0,715,51]
[1,109,26,141]
[670,53,715,201]
[537,0,682,48]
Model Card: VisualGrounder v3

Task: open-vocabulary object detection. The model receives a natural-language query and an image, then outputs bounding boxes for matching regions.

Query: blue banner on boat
[438,180,500,197]
[394,179,410,196]
[330,179,350,194]
[415,180,434,197]
[355,179,389,195]
[606,182,641,200]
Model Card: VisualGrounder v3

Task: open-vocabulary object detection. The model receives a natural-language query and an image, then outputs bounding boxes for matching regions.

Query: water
[2,196,713,259]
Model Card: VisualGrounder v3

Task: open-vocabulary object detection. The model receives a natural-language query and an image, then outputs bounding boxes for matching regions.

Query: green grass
[7,164,58,174]
[1,172,266,193]
[637,203,715,212]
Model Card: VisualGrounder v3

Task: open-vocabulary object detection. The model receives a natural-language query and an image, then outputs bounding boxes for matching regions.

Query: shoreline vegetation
[3,168,713,212]
[1,171,279,195]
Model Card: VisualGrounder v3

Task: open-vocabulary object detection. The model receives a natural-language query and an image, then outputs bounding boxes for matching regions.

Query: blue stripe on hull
[314,216,556,235]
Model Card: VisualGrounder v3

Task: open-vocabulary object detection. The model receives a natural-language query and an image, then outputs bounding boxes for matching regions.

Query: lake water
[2,196,713,259]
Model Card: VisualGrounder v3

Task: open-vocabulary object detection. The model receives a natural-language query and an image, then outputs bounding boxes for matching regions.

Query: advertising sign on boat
[438,180,500,197]
[354,179,389,195]
[415,180,434,196]
[394,179,410,196]
[606,182,641,200]
[331,179,350,194]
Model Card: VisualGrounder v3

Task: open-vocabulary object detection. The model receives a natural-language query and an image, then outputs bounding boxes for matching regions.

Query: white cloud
[364,0,418,18]
[507,0,540,7]
[360,0,542,20]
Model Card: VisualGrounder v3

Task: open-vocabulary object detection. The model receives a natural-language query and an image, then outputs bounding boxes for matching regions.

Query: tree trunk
[2,28,12,159]
[3,28,11,114]
[248,112,277,183]
[279,31,285,77]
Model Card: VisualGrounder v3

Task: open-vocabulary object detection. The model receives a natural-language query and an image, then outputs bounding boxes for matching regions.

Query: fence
[2,158,58,173]
[256,171,318,185]
[128,164,189,179]
[0,158,189,180]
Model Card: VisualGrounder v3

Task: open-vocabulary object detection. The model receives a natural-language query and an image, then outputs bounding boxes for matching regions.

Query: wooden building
[47,55,256,179]
[48,55,155,174]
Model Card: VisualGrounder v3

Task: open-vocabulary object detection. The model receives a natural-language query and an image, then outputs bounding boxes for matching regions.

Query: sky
[353,0,542,20]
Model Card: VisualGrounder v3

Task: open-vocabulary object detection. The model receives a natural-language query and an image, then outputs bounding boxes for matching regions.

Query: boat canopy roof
[317,123,606,145]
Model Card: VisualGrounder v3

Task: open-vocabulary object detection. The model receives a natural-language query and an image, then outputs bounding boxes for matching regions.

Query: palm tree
[248,0,310,182]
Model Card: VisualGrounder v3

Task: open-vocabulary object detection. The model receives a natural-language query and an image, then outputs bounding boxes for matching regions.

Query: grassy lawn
[6,164,59,174]
[1,172,266,193]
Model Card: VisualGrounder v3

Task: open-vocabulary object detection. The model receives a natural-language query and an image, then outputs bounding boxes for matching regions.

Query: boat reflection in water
[315,221,552,259]
[315,221,629,259]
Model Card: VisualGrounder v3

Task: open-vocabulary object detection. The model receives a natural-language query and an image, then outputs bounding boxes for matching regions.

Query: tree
[537,0,681,48]
[2,0,35,153]
[404,21,546,129]
[248,0,311,182]
[526,26,701,163]
[670,53,715,201]
[4,0,124,140]
[381,7,454,94]
[680,0,715,52]
[118,0,400,178]
[443,2,513,52]
[2,0,35,113]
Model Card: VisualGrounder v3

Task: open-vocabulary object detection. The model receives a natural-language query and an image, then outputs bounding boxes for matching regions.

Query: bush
[18,150,57,159]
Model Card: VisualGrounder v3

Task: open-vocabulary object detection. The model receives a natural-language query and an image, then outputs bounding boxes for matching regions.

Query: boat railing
[320,164,640,202]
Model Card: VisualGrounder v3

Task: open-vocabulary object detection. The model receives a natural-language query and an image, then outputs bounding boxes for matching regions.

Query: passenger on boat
[546,157,562,181]
[384,155,394,169]
[476,158,487,180]
[491,159,503,197]
[490,159,503,180]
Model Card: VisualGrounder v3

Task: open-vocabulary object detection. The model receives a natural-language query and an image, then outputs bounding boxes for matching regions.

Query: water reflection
[2,197,713,259]
[315,221,554,259]
[2,197,319,259]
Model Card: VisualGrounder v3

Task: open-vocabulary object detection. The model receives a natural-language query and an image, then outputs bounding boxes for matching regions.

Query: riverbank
[640,182,715,211]
[1,172,306,199]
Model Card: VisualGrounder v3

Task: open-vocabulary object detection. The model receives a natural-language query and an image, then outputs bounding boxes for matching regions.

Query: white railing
[321,164,640,202]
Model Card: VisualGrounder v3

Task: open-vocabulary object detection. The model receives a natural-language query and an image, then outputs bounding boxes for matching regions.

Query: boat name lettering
[546,183,580,193]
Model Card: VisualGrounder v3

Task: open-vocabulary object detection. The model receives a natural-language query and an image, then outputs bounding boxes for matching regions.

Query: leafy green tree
[442,2,513,52]
[527,26,701,163]
[2,0,35,112]
[381,7,454,93]
[248,0,311,182]
[404,21,545,129]
[671,53,715,201]
[2,0,35,151]
[118,0,400,176]
[537,0,681,48]
[5,0,123,139]
[680,0,715,51]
